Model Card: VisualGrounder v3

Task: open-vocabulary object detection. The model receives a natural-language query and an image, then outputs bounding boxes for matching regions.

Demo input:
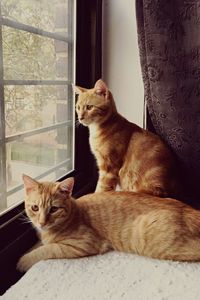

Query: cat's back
[119,128,181,197]
[126,129,177,169]
[129,129,171,155]
[77,191,187,218]
[76,192,200,254]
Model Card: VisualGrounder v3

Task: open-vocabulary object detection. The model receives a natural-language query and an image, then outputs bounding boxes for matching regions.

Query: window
[0,0,75,215]
[0,1,102,294]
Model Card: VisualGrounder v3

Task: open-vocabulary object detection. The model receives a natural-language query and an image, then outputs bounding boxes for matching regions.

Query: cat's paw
[17,253,34,272]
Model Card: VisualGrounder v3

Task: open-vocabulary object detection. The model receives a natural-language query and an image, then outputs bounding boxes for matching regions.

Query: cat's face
[23,175,74,231]
[74,79,116,126]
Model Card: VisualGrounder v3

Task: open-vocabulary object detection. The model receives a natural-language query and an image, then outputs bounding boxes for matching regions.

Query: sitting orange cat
[74,79,180,197]
[17,175,200,272]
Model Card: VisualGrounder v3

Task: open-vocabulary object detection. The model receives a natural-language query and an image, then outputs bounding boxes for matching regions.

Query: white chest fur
[88,124,100,154]
[89,124,98,138]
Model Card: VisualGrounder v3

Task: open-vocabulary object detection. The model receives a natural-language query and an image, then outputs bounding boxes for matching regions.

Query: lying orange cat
[17,175,200,272]
[74,79,181,197]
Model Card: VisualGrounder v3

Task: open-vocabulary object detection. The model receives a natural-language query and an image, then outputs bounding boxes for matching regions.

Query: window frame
[0,0,102,294]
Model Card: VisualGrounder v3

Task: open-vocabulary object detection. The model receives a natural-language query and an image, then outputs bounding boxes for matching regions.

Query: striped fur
[17,176,200,272]
[74,79,181,198]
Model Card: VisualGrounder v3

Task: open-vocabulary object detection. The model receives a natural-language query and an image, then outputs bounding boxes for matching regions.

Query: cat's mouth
[35,223,51,231]
[78,118,91,126]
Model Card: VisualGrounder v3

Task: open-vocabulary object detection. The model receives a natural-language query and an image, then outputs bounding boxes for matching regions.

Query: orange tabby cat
[74,79,180,197]
[17,175,200,272]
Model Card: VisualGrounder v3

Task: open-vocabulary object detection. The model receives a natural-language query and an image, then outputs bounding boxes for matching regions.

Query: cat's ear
[72,84,87,95]
[22,174,38,194]
[94,79,109,98]
[58,177,74,196]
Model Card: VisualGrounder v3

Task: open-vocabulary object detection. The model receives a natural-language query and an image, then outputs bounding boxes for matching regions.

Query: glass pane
[1,0,69,36]
[5,85,70,136]
[6,125,73,208]
[0,0,74,215]
[3,26,69,81]
[7,126,73,190]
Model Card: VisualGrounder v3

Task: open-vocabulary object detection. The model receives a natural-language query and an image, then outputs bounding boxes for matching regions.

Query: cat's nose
[38,219,46,228]
[38,222,45,228]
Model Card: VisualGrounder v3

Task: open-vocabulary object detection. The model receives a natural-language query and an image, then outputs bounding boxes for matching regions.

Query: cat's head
[73,79,117,126]
[22,174,75,231]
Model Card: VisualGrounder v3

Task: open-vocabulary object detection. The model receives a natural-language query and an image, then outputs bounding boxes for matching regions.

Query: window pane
[5,85,70,136]
[0,0,75,215]
[6,125,73,191]
[3,26,69,81]
[1,0,68,36]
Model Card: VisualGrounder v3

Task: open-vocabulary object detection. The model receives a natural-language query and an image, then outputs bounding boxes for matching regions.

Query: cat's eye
[31,205,39,212]
[49,206,59,214]
[86,105,93,110]
[76,105,80,110]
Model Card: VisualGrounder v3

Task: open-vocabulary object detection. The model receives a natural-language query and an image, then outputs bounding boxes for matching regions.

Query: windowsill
[3,251,200,299]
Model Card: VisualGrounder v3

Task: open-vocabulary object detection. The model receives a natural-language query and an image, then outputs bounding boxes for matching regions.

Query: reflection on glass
[6,125,73,192]
[0,0,74,215]
[3,26,68,81]
[1,0,68,35]
[5,85,70,136]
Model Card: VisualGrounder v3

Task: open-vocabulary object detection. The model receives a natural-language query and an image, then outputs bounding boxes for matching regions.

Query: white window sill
[3,251,199,299]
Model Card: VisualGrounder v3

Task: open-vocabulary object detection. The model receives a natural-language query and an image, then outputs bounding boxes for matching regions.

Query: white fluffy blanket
[2,252,200,300]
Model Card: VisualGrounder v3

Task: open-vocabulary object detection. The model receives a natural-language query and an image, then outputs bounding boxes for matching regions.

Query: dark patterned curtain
[136,0,200,205]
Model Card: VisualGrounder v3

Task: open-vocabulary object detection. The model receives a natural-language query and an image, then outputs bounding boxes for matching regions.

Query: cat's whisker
[18,214,28,221]
[19,217,32,224]
[21,220,32,225]
[18,214,33,225]
[75,120,81,128]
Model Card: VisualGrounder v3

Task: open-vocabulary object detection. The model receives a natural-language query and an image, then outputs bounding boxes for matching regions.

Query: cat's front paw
[17,253,35,272]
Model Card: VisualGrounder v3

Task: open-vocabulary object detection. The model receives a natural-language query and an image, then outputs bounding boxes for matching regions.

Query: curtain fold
[136,0,200,204]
